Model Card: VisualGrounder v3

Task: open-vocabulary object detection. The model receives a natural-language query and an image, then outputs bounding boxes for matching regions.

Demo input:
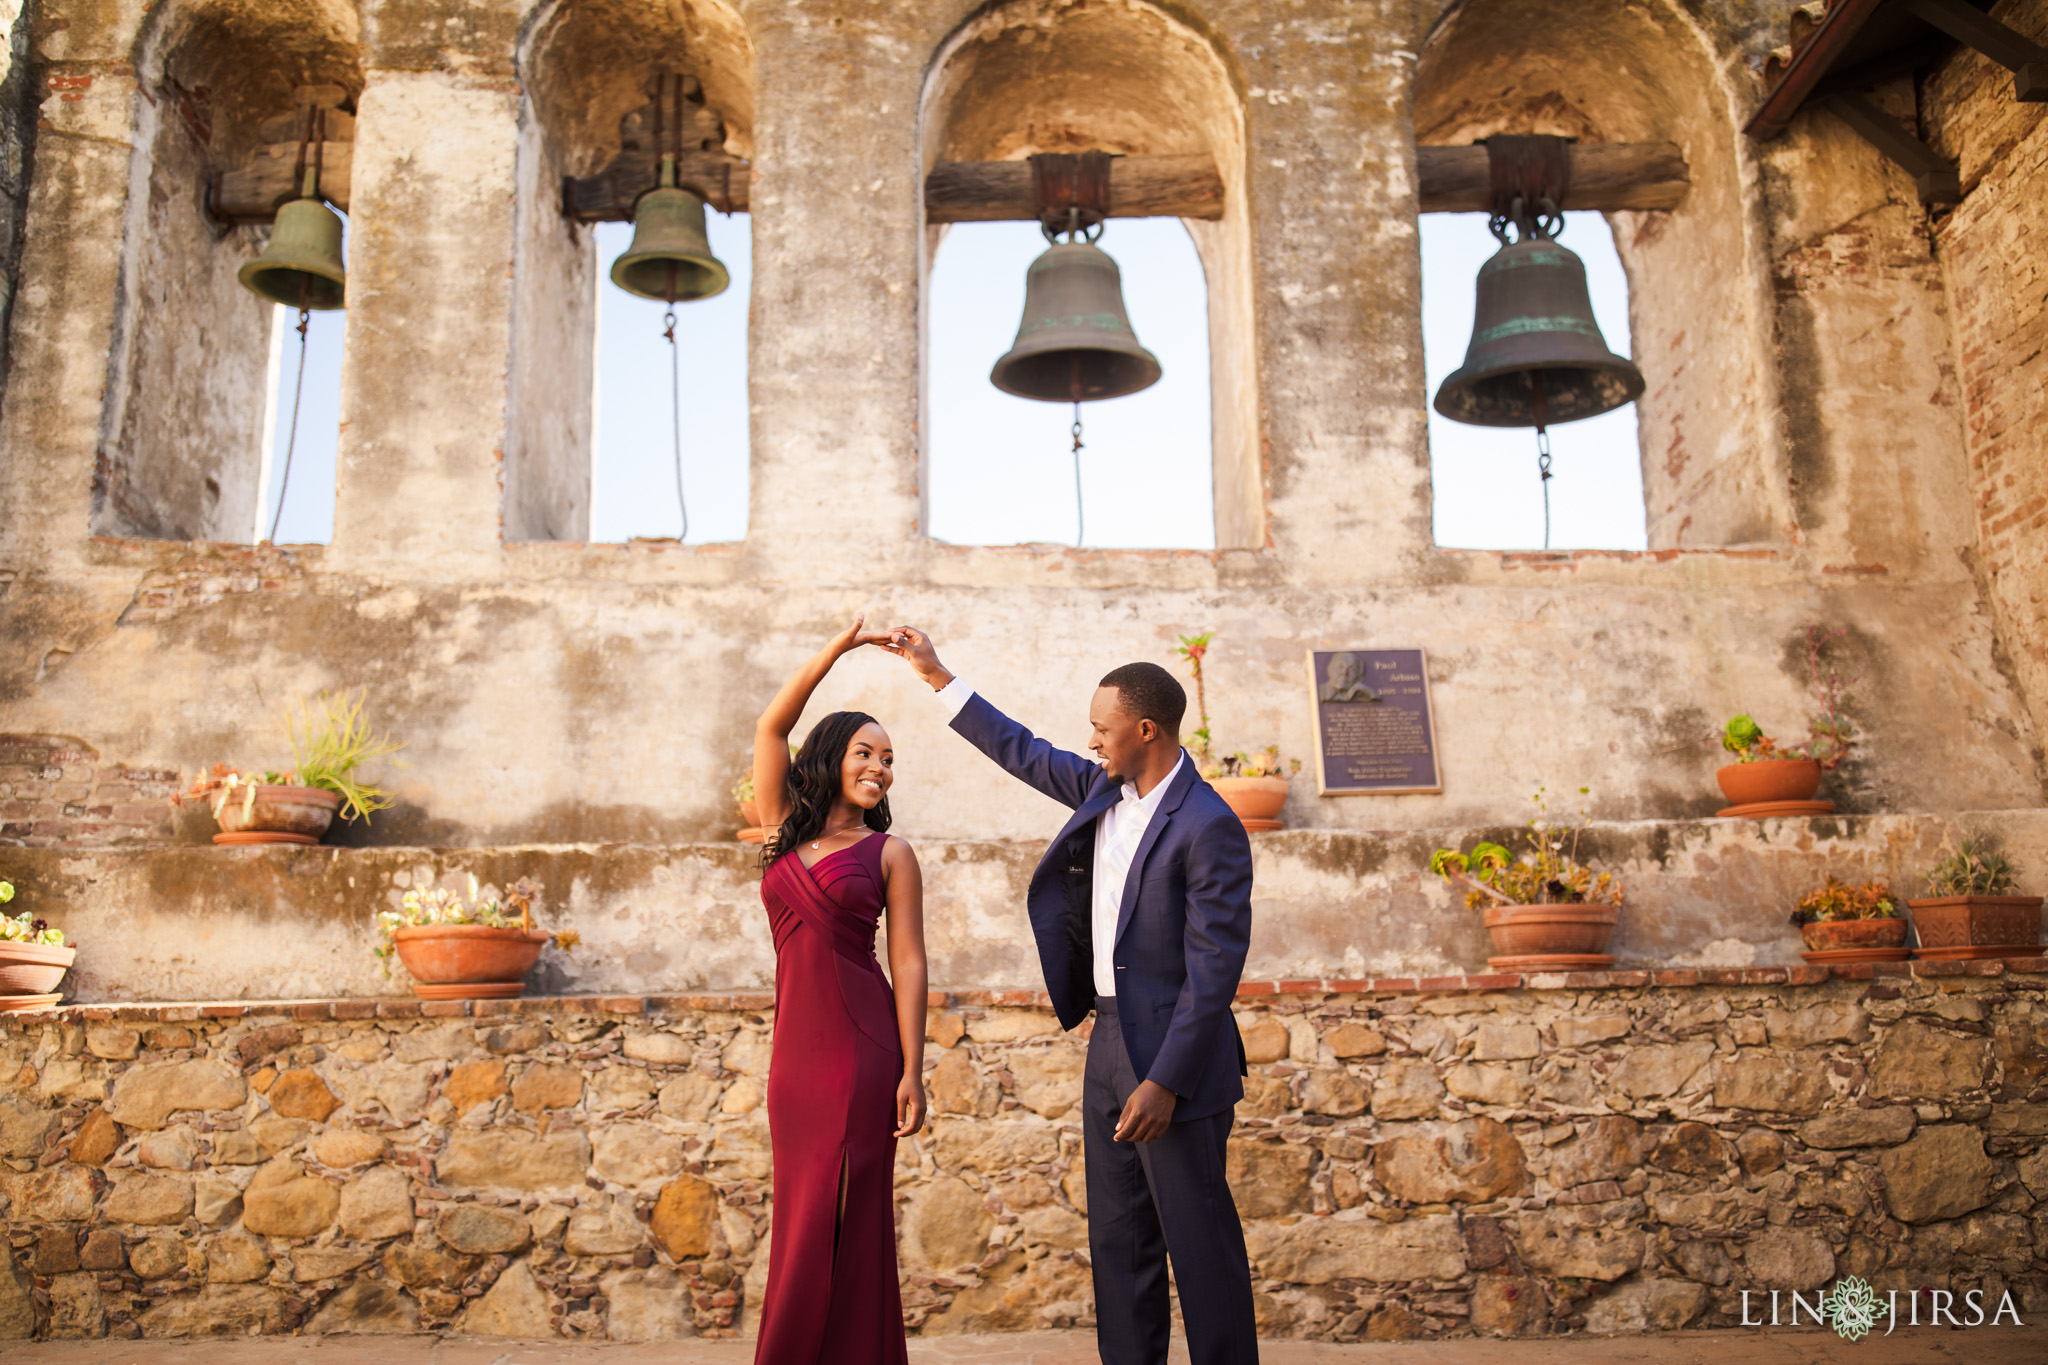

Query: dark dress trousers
[951,694,1260,1364]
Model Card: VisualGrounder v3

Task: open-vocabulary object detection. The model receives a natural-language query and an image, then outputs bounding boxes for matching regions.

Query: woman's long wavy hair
[762,710,891,868]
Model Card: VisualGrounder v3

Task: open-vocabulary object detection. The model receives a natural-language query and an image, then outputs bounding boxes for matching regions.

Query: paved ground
[3,1329,2033,1363]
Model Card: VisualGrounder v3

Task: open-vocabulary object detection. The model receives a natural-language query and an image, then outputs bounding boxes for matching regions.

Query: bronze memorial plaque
[1305,649,1441,796]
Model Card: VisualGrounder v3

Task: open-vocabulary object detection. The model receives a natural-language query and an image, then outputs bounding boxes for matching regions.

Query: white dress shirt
[937,678,1184,996]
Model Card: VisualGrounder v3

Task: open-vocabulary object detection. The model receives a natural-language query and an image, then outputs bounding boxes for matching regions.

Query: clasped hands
[845,616,1178,1143]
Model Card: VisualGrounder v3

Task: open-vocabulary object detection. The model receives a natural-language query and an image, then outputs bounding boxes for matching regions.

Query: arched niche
[506,0,754,543]
[1414,0,1787,549]
[918,0,1261,551]
[95,0,363,543]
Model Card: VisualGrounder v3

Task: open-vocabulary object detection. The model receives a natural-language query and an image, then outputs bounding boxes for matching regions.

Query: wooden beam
[213,144,353,220]
[919,145,1687,223]
[562,149,751,221]
[924,153,1223,223]
[1415,142,1690,213]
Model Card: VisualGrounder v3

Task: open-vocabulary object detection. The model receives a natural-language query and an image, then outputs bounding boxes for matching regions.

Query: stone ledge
[11,957,2045,1023]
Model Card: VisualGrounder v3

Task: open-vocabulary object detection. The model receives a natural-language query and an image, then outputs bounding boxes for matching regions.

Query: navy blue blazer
[952,693,1253,1122]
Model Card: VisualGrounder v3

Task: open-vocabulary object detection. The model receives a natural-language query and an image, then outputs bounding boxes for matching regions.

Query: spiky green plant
[1924,835,2019,897]
[288,689,405,822]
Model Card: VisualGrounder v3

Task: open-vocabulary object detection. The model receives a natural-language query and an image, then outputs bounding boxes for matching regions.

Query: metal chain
[266,305,312,545]
[1536,426,1554,551]
[664,306,688,542]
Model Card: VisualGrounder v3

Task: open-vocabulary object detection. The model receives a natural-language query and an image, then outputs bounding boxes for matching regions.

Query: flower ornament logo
[1821,1276,1882,1342]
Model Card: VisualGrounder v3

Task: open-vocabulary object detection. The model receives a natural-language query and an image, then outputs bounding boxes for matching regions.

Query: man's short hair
[1098,662,1187,736]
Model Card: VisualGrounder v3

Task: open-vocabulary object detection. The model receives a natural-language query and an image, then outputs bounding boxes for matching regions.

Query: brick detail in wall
[112,543,316,627]
[2,970,2045,1342]
[0,734,178,848]
[1927,8,2048,740]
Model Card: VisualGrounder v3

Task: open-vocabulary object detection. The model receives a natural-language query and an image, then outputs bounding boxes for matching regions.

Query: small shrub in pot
[1788,876,1906,958]
[1430,788,1624,967]
[1908,835,2041,960]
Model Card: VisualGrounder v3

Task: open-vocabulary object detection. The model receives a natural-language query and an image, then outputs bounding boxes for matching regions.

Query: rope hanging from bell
[608,73,732,541]
[268,293,313,545]
[1431,134,1645,549]
[241,103,347,543]
[989,152,1161,548]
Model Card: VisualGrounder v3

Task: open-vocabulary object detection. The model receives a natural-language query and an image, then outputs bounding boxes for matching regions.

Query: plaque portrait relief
[1318,652,1381,704]
[1306,649,1442,796]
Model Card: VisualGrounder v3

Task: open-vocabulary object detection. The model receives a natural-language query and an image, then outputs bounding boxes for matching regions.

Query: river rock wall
[2,964,2044,1342]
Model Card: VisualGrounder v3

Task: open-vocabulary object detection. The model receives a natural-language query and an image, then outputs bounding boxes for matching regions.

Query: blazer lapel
[1112,757,1196,948]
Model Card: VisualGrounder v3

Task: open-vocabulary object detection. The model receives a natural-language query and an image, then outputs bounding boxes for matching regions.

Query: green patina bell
[1433,232,1643,427]
[991,241,1161,402]
[610,156,730,304]
[238,171,346,310]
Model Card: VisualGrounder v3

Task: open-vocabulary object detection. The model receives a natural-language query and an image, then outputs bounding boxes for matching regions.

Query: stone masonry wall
[2,966,2045,1342]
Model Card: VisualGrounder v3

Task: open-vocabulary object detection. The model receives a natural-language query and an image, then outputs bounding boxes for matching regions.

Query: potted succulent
[1430,788,1624,968]
[374,875,577,1000]
[1908,835,2042,960]
[1788,876,1907,961]
[1717,626,1854,816]
[0,879,76,1009]
[173,690,403,844]
[1175,631,1302,832]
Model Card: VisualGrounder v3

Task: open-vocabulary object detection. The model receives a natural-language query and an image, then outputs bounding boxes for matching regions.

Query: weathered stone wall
[1925,0,2048,753]
[0,0,35,386]
[2,968,2044,1342]
[0,0,2041,882]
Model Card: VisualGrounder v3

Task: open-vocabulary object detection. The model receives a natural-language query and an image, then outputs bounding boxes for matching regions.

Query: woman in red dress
[751,617,926,1365]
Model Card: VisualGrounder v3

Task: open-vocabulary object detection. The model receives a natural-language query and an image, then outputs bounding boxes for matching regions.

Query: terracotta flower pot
[1482,904,1619,958]
[1798,917,1908,953]
[0,941,76,995]
[1907,895,2043,959]
[1715,759,1822,807]
[391,924,548,999]
[213,784,342,840]
[1211,776,1289,832]
[740,799,760,828]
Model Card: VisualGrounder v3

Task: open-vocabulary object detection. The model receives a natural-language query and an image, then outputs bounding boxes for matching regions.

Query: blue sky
[263,210,1644,552]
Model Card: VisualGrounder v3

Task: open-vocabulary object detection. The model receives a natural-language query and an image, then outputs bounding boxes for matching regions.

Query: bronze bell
[238,168,346,310]
[991,241,1161,402]
[610,156,730,304]
[1433,229,1643,428]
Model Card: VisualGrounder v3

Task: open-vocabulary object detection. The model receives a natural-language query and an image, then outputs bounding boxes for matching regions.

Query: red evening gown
[754,830,908,1365]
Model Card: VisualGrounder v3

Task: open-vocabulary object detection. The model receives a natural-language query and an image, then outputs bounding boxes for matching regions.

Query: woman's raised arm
[752,615,891,826]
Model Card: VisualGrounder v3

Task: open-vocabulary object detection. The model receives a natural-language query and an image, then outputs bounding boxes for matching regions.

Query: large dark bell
[238,197,347,310]
[1433,236,1643,427]
[991,242,1161,402]
[611,184,730,303]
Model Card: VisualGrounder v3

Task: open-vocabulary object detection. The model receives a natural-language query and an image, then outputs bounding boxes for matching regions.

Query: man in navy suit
[881,626,1259,1365]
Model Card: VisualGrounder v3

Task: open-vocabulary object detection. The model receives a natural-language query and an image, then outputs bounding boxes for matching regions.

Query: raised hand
[877,625,954,691]
[831,613,898,656]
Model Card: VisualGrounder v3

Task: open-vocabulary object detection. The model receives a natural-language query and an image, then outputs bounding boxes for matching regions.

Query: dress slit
[753,832,907,1365]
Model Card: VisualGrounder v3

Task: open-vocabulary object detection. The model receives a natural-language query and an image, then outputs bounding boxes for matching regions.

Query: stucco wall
[4,810,2045,1004]
[0,0,2043,974]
